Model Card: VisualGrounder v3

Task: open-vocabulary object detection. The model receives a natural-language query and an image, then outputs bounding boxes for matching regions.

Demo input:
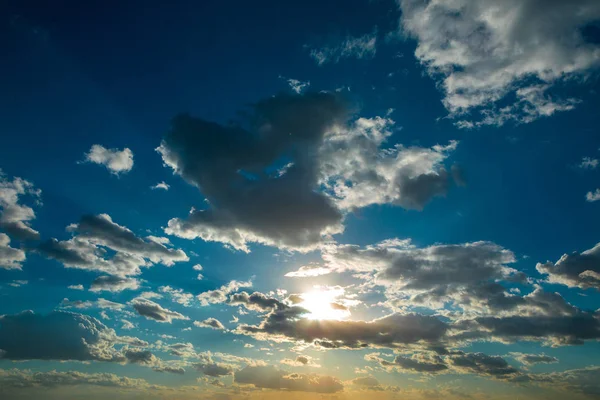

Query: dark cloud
[380,354,448,373]
[0,311,145,362]
[234,365,343,393]
[130,298,189,323]
[124,349,157,365]
[0,170,41,241]
[159,93,458,252]
[0,369,157,390]
[536,242,600,290]
[194,352,235,377]
[229,291,284,311]
[450,352,520,379]
[37,214,188,277]
[153,365,185,374]
[237,305,448,349]
[194,318,226,330]
[351,376,381,388]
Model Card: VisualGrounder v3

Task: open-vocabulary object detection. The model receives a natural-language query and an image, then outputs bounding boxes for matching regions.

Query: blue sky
[1,1,600,399]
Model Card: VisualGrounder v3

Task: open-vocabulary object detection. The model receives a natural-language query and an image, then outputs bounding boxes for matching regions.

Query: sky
[1,1,600,399]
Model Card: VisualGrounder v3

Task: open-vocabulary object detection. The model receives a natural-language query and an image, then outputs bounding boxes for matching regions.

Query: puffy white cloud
[586,189,600,202]
[130,298,189,323]
[0,233,26,269]
[150,181,170,190]
[159,285,194,307]
[0,169,41,240]
[83,144,133,174]
[398,0,600,127]
[197,280,252,306]
[579,157,599,170]
[309,31,377,65]
[67,284,84,290]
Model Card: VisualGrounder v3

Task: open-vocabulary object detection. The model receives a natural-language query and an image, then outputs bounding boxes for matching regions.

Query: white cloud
[151,181,170,190]
[197,280,252,306]
[130,298,189,323]
[586,189,600,202]
[578,157,598,170]
[309,31,377,65]
[0,233,26,270]
[281,77,310,94]
[83,144,134,174]
[67,284,84,290]
[398,0,600,127]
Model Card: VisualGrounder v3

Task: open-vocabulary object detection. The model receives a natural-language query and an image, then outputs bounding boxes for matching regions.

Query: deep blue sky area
[1,1,600,399]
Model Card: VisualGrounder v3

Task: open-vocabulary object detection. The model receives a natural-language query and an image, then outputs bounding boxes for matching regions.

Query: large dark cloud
[159,93,458,252]
[236,303,448,349]
[234,365,343,393]
[37,214,188,277]
[536,242,600,290]
[229,291,285,312]
[0,311,146,362]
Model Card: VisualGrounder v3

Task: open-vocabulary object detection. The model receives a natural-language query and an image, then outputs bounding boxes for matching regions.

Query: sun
[298,287,350,321]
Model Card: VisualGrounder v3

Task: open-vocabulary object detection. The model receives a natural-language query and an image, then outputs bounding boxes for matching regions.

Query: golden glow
[298,287,350,320]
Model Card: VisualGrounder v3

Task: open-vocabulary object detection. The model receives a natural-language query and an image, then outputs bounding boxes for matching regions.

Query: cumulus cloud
[0,369,157,390]
[90,275,140,292]
[0,310,146,362]
[83,144,134,174]
[197,280,252,306]
[229,291,284,312]
[0,233,26,269]
[0,169,41,240]
[37,214,188,277]
[194,318,226,330]
[586,189,600,202]
[60,297,125,311]
[234,365,343,393]
[367,353,448,373]
[308,31,377,65]
[398,0,600,127]
[578,157,599,170]
[280,355,320,368]
[449,352,520,379]
[159,93,458,252]
[536,242,600,290]
[130,298,189,323]
[237,306,448,349]
[159,285,194,307]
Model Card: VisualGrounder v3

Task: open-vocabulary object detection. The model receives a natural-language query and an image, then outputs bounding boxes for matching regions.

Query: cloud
[60,297,125,310]
[0,369,158,390]
[0,310,146,362]
[510,352,559,366]
[83,144,133,174]
[586,189,600,202]
[237,307,448,349]
[398,0,600,127]
[0,233,26,269]
[285,264,332,278]
[197,280,252,306]
[280,355,320,368]
[159,93,458,252]
[121,319,135,330]
[449,352,520,379]
[351,376,381,389]
[0,169,41,240]
[234,365,343,393]
[67,284,84,290]
[536,242,600,290]
[130,298,189,323]
[281,77,310,94]
[151,181,170,190]
[90,275,140,292]
[368,353,448,373]
[229,291,284,312]
[37,213,188,277]
[578,157,599,170]
[308,31,377,65]
[194,318,226,330]
[159,285,194,306]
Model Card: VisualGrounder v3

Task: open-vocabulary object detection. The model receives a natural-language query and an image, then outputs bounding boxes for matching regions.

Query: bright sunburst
[298,287,351,321]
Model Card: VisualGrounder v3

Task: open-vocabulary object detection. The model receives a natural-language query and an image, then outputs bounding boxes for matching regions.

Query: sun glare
[298,287,350,321]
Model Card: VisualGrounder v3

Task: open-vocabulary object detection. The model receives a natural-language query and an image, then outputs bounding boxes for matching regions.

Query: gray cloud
[0,311,146,362]
[130,298,189,323]
[399,0,600,127]
[124,349,158,366]
[0,369,157,390]
[197,280,252,306]
[90,275,140,292]
[229,291,284,312]
[536,242,600,290]
[510,352,559,366]
[450,352,520,378]
[0,170,41,241]
[159,93,458,252]
[37,214,187,277]
[0,233,26,269]
[234,365,343,393]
